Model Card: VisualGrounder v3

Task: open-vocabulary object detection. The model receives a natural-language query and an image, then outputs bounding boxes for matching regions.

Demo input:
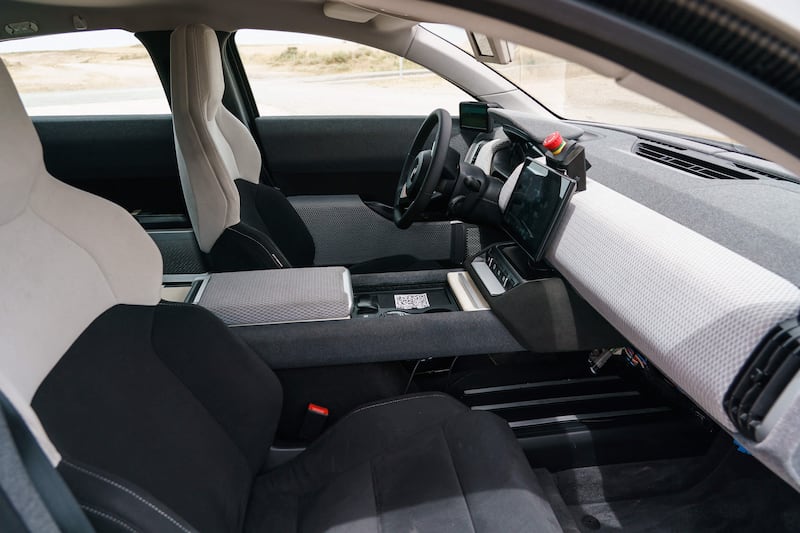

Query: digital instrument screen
[503,159,575,261]
[459,101,492,131]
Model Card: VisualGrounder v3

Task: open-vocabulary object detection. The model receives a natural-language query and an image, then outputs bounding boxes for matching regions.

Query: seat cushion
[32,303,283,533]
[245,393,562,533]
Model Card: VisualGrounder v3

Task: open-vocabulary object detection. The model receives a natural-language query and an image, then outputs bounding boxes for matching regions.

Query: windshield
[425,25,732,142]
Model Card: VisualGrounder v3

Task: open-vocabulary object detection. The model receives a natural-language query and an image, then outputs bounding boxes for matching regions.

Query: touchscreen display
[459,101,491,131]
[503,159,575,261]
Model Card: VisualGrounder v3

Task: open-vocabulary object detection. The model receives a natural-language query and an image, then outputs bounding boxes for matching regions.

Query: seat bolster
[217,109,262,184]
[259,393,467,493]
[441,411,564,533]
[171,24,243,252]
[58,460,197,533]
[207,222,289,271]
[248,395,563,533]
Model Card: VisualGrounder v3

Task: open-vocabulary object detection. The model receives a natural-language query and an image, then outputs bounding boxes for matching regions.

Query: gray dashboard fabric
[197,267,353,326]
[548,180,800,429]
[546,180,800,488]
[234,310,524,369]
[576,125,800,286]
[289,195,452,265]
[489,109,585,141]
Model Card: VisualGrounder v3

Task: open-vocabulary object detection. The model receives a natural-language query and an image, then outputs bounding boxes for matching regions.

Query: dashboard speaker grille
[724,314,800,440]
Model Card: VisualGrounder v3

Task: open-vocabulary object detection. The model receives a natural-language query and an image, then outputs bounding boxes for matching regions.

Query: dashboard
[460,107,800,492]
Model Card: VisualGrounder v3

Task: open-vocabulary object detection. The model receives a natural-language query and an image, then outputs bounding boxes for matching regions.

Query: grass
[238,43,423,75]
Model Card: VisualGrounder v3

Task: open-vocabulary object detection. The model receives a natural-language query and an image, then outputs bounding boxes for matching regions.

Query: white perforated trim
[546,180,800,430]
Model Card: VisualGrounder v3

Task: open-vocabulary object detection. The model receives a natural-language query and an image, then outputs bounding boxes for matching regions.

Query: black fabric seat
[248,394,558,532]
[31,303,561,533]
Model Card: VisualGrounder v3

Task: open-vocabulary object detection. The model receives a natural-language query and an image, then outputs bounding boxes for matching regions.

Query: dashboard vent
[733,164,799,184]
[724,315,800,440]
[634,141,758,180]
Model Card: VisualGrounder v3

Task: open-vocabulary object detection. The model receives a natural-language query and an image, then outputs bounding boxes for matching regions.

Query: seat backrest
[0,56,283,532]
[0,57,163,453]
[170,24,263,253]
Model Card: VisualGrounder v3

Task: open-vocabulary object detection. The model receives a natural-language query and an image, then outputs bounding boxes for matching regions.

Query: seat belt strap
[0,392,94,533]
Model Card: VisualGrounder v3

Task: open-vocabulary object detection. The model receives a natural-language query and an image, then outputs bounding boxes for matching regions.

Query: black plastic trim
[724,314,800,440]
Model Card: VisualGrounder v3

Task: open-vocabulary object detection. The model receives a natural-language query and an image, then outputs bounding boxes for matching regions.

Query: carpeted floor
[549,437,800,532]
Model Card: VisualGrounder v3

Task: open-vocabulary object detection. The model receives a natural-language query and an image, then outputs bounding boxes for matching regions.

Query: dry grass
[238,42,423,77]
[2,46,157,93]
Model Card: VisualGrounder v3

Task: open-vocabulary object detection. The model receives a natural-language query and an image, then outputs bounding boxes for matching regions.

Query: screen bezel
[502,158,576,262]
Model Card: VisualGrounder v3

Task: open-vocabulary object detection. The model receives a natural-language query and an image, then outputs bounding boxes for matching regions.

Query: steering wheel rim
[394,108,452,229]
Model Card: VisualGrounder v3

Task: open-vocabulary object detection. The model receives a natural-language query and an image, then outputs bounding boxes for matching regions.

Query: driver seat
[170,24,425,274]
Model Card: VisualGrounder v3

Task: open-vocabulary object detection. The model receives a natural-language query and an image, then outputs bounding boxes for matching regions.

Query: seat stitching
[441,426,477,533]
[266,394,463,495]
[347,393,454,418]
[298,393,459,456]
[63,461,192,533]
[228,227,282,267]
[81,505,139,533]
[369,458,383,533]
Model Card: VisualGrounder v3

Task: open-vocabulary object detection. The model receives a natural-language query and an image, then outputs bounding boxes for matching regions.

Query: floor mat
[553,438,800,532]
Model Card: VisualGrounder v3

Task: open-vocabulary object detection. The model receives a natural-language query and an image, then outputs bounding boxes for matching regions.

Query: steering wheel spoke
[393,109,452,229]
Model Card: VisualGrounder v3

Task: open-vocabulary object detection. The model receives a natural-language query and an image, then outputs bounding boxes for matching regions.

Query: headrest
[171,24,224,120]
[0,60,44,225]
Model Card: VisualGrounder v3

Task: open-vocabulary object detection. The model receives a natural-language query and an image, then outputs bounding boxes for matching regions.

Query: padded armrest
[197,267,353,326]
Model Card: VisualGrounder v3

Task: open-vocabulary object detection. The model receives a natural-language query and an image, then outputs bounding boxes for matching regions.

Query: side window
[0,30,169,116]
[235,30,470,116]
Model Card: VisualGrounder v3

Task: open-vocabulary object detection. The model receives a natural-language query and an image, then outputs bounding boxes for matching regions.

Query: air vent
[724,315,800,440]
[634,141,758,180]
[733,164,799,185]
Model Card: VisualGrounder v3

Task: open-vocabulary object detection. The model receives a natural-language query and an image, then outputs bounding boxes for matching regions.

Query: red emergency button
[543,131,567,155]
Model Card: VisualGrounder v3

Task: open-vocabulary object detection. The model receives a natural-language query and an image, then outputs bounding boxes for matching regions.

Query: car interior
[1,1,800,532]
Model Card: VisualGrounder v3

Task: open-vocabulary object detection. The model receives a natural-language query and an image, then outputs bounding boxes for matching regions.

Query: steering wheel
[394,108,452,229]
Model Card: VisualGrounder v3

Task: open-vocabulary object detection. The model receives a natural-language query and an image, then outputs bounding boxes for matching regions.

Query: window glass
[0,30,169,116]
[425,25,731,141]
[236,29,470,116]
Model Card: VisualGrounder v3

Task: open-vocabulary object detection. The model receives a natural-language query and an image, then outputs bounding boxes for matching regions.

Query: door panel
[33,115,185,216]
[289,195,454,266]
[256,115,469,266]
[255,116,424,205]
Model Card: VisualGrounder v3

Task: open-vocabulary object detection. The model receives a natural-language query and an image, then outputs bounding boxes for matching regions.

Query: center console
[160,266,525,369]
[466,242,624,353]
